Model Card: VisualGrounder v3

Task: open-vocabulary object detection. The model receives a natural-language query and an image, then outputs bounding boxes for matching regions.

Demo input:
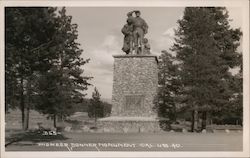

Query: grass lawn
[5,131,243,151]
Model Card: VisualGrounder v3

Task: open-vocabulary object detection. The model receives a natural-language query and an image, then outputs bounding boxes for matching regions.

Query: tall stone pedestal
[98,55,161,133]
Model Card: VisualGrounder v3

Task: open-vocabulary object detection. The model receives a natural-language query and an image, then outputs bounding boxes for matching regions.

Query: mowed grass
[5,110,243,152]
[5,132,243,151]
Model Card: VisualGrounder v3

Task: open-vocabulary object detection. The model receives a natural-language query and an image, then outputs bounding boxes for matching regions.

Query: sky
[65,7,243,100]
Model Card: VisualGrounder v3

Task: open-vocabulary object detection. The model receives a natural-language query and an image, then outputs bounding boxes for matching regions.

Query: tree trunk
[201,111,207,130]
[24,106,30,130]
[94,114,97,127]
[191,110,198,132]
[191,110,194,132]
[173,105,177,122]
[94,105,97,127]
[24,78,31,131]
[58,114,62,122]
[21,97,25,130]
[53,114,57,128]
[20,78,25,130]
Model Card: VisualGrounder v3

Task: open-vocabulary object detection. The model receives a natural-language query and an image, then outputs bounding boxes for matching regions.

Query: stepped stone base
[99,55,160,133]
[98,117,161,133]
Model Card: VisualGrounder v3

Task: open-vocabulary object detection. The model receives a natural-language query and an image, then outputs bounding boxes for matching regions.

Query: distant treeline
[72,98,112,117]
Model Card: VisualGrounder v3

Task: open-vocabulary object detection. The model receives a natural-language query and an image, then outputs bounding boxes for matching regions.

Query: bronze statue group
[122,10,150,55]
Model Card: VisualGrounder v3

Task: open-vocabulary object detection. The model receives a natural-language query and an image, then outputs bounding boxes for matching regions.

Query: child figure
[143,38,150,55]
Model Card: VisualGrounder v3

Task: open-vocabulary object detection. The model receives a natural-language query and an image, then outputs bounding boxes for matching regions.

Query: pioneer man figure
[132,10,148,54]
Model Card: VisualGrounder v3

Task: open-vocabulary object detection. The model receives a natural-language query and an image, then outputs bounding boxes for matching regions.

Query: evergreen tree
[88,87,104,126]
[6,7,91,129]
[172,7,242,131]
[157,50,181,130]
[5,7,58,130]
[211,56,243,125]
[36,7,91,128]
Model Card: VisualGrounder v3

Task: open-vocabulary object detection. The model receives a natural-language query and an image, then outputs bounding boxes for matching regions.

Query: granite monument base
[99,55,160,133]
[98,117,162,133]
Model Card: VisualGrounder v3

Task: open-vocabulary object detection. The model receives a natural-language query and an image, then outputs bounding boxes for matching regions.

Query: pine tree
[36,7,91,128]
[211,55,243,125]
[172,7,242,131]
[88,87,103,126]
[5,7,58,130]
[6,7,91,129]
[157,50,181,130]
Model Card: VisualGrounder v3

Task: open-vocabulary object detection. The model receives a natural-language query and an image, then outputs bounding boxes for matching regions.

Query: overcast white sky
[65,7,242,100]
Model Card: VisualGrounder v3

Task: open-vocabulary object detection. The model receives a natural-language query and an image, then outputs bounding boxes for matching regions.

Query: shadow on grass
[5,130,68,147]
